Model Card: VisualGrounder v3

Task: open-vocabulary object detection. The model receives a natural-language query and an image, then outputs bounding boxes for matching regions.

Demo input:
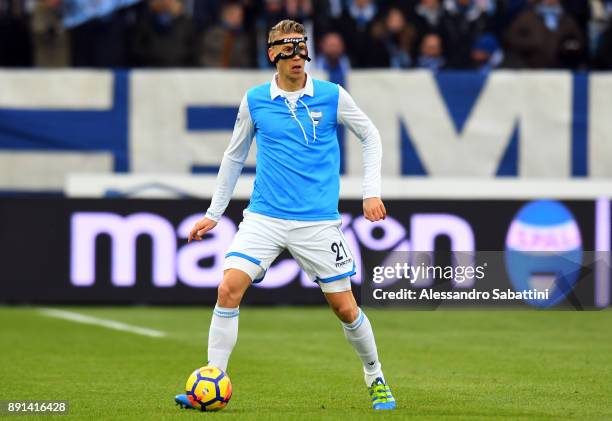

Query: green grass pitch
[0,307,610,420]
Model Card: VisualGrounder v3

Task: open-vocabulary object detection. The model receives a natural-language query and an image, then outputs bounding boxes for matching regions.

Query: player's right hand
[188,217,218,242]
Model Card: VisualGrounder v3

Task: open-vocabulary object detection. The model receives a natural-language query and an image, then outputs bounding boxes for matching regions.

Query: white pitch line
[39,308,166,338]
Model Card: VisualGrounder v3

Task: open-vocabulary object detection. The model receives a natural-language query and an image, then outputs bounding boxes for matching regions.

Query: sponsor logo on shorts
[332,240,352,268]
[335,257,353,268]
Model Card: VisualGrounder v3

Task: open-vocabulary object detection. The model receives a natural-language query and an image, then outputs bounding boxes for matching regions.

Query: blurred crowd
[1,0,612,72]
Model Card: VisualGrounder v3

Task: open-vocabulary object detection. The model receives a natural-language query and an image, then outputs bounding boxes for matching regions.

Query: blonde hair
[268,20,306,44]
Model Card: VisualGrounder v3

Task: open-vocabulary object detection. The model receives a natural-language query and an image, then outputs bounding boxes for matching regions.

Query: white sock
[207,305,239,372]
[342,308,384,386]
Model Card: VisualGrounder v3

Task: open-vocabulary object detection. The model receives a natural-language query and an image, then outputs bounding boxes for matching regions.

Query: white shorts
[224,210,355,293]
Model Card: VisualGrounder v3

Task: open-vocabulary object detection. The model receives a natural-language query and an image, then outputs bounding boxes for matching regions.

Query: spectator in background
[316,31,350,84]
[183,0,220,34]
[471,32,503,71]
[334,0,382,67]
[286,0,313,24]
[601,0,612,21]
[307,0,336,32]
[473,0,496,15]
[495,0,530,31]
[67,2,141,67]
[595,0,612,68]
[200,1,253,68]
[254,0,286,68]
[561,0,591,35]
[416,31,445,70]
[31,0,70,67]
[413,0,444,34]
[589,0,609,55]
[504,0,586,69]
[439,0,491,68]
[596,24,612,68]
[0,0,33,66]
[131,0,198,67]
[184,0,257,35]
[371,7,417,68]
[560,0,591,64]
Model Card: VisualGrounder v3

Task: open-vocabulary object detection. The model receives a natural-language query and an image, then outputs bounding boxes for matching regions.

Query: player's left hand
[363,197,386,222]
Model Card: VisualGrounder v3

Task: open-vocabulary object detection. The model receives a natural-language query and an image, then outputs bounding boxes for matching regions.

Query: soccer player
[175,19,395,411]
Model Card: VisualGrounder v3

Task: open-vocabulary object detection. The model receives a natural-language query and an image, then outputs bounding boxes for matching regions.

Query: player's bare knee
[217,269,251,307]
[333,303,359,324]
[217,282,242,307]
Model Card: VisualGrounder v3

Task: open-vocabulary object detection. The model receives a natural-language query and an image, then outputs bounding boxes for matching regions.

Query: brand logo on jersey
[310,110,322,126]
